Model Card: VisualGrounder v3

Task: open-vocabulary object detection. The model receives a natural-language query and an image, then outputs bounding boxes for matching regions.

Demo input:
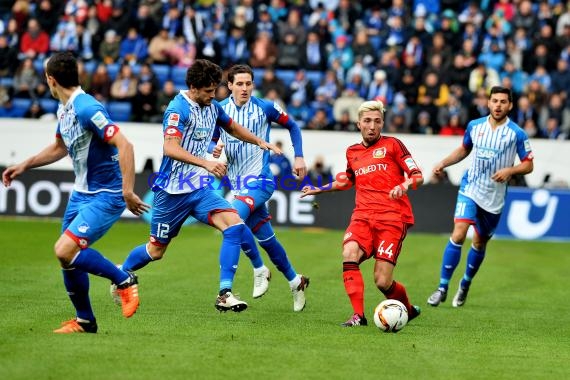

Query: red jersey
[345,136,421,224]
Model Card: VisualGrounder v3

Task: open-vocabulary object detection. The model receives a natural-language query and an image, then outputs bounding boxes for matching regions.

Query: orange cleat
[53,318,98,334]
[116,272,139,318]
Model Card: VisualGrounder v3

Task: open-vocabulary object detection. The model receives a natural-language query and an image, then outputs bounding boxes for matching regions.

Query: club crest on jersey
[167,113,180,127]
[91,111,109,129]
[373,147,386,158]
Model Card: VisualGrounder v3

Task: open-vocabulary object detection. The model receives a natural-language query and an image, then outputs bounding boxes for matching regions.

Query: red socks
[383,281,413,314]
[343,262,364,317]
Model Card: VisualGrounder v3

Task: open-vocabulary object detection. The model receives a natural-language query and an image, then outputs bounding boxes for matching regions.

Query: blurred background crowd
[0,0,569,140]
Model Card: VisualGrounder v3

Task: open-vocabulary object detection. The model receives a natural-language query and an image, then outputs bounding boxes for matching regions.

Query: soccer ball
[373,299,408,333]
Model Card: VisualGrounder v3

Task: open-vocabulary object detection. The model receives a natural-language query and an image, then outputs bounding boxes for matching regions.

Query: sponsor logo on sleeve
[524,140,532,152]
[273,102,286,116]
[105,125,118,140]
[91,111,109,129]
[167,113,180,127]
[404,157,418,170]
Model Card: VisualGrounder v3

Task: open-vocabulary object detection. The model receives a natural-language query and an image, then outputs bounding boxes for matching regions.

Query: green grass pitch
[0,218,569,380]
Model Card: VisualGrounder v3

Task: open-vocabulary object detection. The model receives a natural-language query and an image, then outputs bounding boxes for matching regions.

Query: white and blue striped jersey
[154,91,232,194]
[460,116,533,213]
[217,95,303,188]
[55,88,122,193]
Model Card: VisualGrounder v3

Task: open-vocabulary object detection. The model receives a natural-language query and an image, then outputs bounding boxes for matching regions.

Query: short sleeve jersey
[55,88,122,193]
[154,91,232,194]
[218,96,294,184]
[345,136,422,224]
[460,116,533,213]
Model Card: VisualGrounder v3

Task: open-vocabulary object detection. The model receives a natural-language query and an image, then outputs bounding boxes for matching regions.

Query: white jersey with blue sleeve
[460,116,533,213]
[154,91,232,194]
[218,96,303,188]
[55,88,122,193]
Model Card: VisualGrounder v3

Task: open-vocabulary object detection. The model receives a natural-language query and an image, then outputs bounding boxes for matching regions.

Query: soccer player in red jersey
[301,100,423,326]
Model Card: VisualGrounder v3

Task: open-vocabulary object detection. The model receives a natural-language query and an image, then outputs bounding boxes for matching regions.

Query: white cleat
[427,288,447,307]
[252,266,271,298]
[452,286,469,307]
[292,275,310,312]
[215,292,248,312]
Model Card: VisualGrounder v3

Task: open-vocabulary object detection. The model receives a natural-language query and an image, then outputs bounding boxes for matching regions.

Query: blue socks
[461,246,486,290]
[438,238,462,291]
[219,224,244,293]
[71,248,128,285]
[241,238,264,269]
[122,244,154,272]
[259,235,296,282]
[62,268,94,322]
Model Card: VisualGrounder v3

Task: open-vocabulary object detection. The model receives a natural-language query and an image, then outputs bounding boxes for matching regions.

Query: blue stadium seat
[252,68,265,87]
[275,70,296,86]
[38,98,58,114]
[170,66,187,88]
[107,101,132,122]
[130,63,142,77]
[305,71,324,87]
[151,64,171,87]
[0,77,13,87]
[11,98,32,117]
[106,63,120,81]
[33,59,44,75]
[83,60,97,74]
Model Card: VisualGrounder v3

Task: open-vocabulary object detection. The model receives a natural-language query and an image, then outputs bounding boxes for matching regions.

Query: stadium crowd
[0,0,569,139]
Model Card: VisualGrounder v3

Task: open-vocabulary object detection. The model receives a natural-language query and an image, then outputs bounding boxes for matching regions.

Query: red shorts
[343,219,410,265]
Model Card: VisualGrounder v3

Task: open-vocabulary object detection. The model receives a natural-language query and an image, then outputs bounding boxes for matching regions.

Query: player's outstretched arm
[280,117,307,178]
[223,120,282,155]
[434,145,471,175]
[294,157,307,179]
[2,138,68,187]
[163,135,227,178]
[108,131,151,216]
[301,173,353,198]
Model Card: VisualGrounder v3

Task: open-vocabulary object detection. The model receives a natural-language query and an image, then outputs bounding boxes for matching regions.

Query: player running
[117,59,280,312]
[301,100,422,326]
[213,64,310,311]
[2,52,149,333]
[427,86,534,308]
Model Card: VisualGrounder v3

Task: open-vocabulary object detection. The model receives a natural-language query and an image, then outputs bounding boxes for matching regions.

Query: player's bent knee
[374,275,393,291]
[147,242,167,260]
[211,211,242,231]
[53,237,80,267]
[342,242,362,262]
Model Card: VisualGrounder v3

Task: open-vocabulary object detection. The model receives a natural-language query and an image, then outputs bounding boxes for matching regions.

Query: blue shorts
[150,187,235,245]
[231,179,274,238]
[62,191,125,248]
[454,193,501,239]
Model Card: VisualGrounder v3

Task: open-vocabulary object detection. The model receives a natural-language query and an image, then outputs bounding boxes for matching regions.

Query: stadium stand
[0,1,568,137]
[107,101,132,122]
